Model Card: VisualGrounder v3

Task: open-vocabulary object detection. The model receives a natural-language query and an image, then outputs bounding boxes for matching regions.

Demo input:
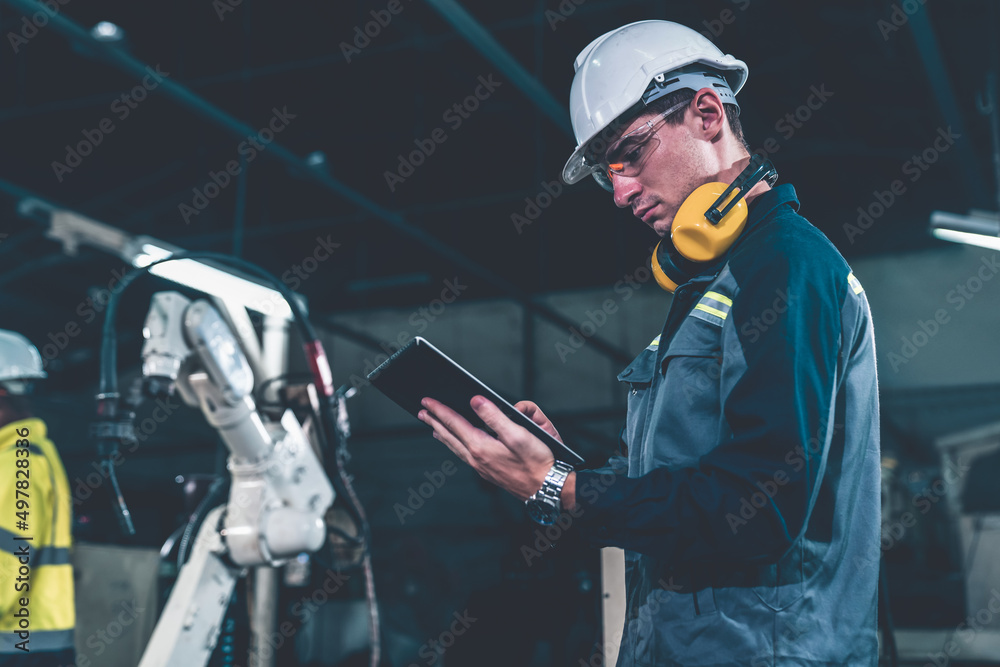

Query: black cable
[177,477,228,568]
[99,252,319,397]
[327,525,364,547]
[320,400,381,666]
[103,458,135,536]
[255,372,314,403]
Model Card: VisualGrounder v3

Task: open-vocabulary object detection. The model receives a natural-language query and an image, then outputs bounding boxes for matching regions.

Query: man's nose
[612,174,642,208]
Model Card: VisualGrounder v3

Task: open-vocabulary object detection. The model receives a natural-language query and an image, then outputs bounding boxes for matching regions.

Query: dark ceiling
[1,0,997,389]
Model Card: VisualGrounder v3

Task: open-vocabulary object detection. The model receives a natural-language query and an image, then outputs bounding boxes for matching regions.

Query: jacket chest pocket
[661,350,723,412]
[655,315,727,462]
[617,347,658,452]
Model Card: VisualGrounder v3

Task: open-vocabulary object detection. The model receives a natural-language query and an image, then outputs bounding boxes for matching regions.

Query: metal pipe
[422,0,572,137]
[249,567,279,667]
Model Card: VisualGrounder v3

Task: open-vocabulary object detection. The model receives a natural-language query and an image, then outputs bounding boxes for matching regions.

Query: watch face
[527,499,559,525]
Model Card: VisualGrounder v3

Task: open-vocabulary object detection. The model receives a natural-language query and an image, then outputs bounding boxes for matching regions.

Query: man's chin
[649,218,673,237]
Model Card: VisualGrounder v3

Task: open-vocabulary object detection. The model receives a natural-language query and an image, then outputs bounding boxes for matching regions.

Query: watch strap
[531,460,574,504]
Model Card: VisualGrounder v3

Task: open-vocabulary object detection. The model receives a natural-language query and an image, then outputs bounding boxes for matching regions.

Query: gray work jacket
[575,185,881,666]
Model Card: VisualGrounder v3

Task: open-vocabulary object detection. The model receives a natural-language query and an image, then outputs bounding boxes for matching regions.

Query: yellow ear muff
[670,182,748,262]
[650,240,684,293]
[648,156,777,293]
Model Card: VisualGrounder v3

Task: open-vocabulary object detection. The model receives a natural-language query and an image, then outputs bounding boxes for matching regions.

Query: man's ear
[691,88,726,139]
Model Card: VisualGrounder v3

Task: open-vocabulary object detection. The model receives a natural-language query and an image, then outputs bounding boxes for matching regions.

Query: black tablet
[367,337,585,467]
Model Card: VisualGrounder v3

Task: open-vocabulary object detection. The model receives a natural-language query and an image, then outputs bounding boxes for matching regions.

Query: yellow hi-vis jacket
[0,418,75,654]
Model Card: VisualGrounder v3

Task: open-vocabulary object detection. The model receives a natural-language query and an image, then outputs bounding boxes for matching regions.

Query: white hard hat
[0,330,47,384]
[562,20,749,186]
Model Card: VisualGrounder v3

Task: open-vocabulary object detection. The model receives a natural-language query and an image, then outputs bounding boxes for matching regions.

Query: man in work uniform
[418,20,880,666]
[0,330,75,666]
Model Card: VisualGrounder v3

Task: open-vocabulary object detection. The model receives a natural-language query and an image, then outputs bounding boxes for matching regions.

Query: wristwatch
[525,461,574,525]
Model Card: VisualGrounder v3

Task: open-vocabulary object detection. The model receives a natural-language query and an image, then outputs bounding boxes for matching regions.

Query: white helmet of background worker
[0,329,47,395]
[562,20,749,190]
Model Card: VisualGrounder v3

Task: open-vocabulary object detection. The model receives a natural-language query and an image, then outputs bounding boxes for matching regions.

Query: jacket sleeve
[574,238,846,565]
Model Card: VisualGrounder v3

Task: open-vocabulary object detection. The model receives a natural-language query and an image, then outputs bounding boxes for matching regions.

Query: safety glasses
[586,100,690,192]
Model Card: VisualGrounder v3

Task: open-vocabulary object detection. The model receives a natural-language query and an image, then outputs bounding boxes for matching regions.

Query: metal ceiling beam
[423,0,573,138]
[907,4,987,203]
[1,0,632,367]
[0,0,652,123]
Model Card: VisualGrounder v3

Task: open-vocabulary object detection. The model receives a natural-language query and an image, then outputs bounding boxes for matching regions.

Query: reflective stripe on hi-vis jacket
[0,418,75,654]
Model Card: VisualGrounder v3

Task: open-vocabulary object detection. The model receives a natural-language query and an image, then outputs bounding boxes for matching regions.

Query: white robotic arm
[138,291,336,667]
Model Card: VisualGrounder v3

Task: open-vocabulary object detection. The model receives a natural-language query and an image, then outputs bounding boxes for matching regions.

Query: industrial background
[2,0,1000,665]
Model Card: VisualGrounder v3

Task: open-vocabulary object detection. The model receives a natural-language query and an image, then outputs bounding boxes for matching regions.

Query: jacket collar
[745,183,799,231]
[676,183,800,285]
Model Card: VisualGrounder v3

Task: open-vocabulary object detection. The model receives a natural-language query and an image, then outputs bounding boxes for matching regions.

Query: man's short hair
[645,88,750,153]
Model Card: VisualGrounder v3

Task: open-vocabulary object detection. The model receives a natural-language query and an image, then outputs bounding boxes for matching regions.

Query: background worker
[0,330,75,667]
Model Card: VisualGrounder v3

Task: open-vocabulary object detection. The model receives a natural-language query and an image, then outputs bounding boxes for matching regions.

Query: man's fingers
[515,400,540,415]
[419,408,474,467]
[421,397,485,444]
[514,399,562,442]
[469,396,523,443]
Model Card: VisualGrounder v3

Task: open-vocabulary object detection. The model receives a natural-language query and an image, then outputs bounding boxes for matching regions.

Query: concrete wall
[326,279,671,434]
[852,244,1000,389]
